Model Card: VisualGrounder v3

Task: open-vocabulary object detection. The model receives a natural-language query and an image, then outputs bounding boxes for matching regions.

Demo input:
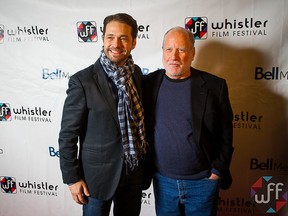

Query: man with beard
[59,13,147,216]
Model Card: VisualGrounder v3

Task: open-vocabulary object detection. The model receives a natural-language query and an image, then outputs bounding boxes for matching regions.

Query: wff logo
[0,176,17,194]
[251,176,288,213]
[185,17,208,40]
[77,21,97,42]
[0,24,4,43]
[0,103,11,121]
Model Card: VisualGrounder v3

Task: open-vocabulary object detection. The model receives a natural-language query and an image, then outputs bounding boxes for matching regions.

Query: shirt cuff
[211,168,222,177]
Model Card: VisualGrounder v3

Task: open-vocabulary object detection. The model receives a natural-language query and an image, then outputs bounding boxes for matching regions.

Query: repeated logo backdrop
[0,0,287,216]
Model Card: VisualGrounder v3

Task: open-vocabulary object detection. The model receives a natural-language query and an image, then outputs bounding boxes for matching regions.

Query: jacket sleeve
[212,79,234,189]
[217,80,233,169]
[58,74,87,184]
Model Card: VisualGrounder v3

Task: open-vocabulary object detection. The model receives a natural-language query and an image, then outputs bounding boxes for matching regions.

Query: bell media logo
[42,68,71,80]
[77,21,97,42]
[251,176,288,214]
[0,176,17,194]
[0,103,11,121]
[0,24,4,43]
[185,17,208,40]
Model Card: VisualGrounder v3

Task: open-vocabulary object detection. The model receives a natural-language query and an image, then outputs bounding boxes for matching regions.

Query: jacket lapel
[92,60,119,125]
[151,70,165,112]
[131,65,143,101]
[191,68,207,143]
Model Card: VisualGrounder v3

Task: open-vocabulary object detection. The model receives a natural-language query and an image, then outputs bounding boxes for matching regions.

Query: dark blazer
[143,67,234,190]
[59,59,143,200]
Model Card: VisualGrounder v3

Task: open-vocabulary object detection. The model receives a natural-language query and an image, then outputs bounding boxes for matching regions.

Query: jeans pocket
[204,177,221,183]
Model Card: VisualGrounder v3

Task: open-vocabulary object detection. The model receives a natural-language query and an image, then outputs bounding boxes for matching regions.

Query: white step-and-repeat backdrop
[1,0,287,215]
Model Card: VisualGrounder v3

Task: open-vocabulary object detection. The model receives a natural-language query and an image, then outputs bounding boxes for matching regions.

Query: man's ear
[192,47,196,61]
[132,39,137,49]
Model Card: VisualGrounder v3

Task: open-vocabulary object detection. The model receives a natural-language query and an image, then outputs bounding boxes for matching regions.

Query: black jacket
[143,68,234,190]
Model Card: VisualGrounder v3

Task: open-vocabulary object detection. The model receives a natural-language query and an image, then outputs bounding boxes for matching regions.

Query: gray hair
[162,26,195,48]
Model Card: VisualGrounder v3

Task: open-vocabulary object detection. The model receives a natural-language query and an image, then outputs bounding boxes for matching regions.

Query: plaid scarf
[99,50,147,171]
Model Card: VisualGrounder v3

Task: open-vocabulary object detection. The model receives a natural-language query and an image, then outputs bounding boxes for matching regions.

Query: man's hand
[209,173,221,180]
[69,179,90,205]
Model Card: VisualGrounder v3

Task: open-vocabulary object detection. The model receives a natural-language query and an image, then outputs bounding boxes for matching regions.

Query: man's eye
[106,36,114,40]
[120,37,128,41]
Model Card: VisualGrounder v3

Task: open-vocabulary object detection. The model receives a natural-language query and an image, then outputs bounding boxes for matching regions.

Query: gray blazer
[59,59,143,199]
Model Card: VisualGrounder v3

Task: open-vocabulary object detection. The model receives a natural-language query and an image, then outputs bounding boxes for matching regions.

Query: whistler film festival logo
[185,17,208,40]
[210,17,268,38]
[0,103,11,121]
[251,176,288,214]
[1,102,52,123]
[233,111,263,130]
[0,176,58,197]
[217,196,256,215]
[185,17,268,39]
[142,191,152,205]
[77,21,97,42]
[3,25,49,43]
[98,23,151,40]
[0,176,17,194]
[137,24,150,39]
[13,105,52,123]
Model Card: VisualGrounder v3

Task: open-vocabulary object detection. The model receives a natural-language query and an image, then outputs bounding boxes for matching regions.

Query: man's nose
[112,37,121,47]
[171,49,179,59]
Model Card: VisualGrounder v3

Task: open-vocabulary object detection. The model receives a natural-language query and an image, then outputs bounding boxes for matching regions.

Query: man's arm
[59,75,90,201]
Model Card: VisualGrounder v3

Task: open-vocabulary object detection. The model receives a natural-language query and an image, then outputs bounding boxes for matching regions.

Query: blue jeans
[153,172,220,216]
[83,165,143,216]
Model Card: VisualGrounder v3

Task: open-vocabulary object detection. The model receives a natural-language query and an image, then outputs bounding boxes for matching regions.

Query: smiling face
[103,21,136,66]
[162,28,195,79]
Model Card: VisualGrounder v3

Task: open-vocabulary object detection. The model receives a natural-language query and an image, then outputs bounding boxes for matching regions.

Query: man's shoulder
[133,64,143,80]
[75,65,94,76]
[134,64,142,74]
[71,60,102,80]
[193,68,225,84]
[144,69,165,79]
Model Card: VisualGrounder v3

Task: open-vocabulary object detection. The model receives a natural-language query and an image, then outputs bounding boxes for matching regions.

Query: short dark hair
[103,13,138,40]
